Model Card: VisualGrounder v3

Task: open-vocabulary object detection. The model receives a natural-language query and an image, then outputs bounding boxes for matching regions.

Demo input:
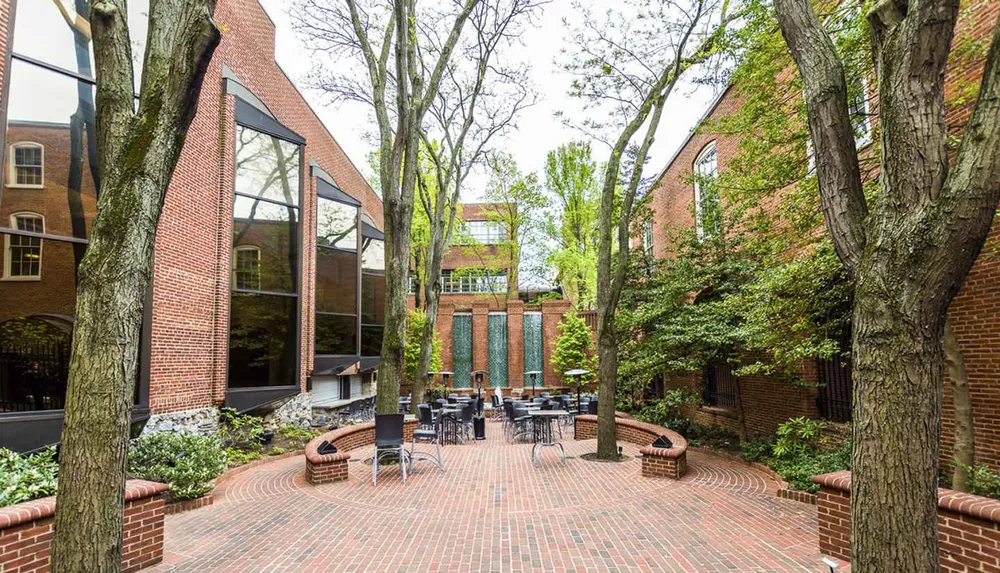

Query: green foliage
[773,417,826,458]
[404,309,442,382]
[218,407,266,452]
[269,447,287,456]
[956,463,1000,500]
[128,433,226,501]
[276,424,320,445]
[634,390,700,427]
[0,447,59,507]
[739,436,776,463]
[769,440,851,493]
[551,309,597,385]
[223,447,262,467]
[544,141,600,309]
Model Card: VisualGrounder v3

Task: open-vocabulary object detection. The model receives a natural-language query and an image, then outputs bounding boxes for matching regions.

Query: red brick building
[0,0,384,451]
[407,202,572,392]
[645,0,1000,470]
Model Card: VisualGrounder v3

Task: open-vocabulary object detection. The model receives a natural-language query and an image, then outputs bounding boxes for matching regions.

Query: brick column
[506,300,524,388]
[472,300,490,376]
[540,299,572,387]
[437,301,455,372]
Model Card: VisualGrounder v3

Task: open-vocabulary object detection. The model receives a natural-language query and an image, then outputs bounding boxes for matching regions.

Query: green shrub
[635,390,699,427]
[218,408,265,452]
[664,417,696,438]
[962,463,1000,499]
[224,447,262,467]
[0,447,59,507]
[269,447,287,456]
[276,425,320,444]
[740,436,776,463]
[773,417,825,458]
[551,309,597,385]
[128,433,226,501]
[404,309,442,382]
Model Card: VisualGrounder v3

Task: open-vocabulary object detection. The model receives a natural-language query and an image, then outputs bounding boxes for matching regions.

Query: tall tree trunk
[850,278,943,571]
[51,2,219,571]
[944,320,975,492]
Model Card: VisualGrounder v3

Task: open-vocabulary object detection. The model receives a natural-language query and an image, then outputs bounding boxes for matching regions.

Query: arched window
[693,142,718,239]
[3,212,44,279]
[232,246,261,290]
[9,142,44,188]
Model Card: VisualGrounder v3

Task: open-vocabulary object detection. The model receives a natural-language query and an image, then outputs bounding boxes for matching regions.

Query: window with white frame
[4,213,44,279]
[9,143,43,188]
[233,246,261,290]
[643,220,654,256]
[693,142,719,239]
[441,269,507,294]
[463,220,505,245]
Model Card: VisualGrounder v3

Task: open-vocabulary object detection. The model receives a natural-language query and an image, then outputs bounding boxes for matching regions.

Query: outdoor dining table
[528,409,568,467]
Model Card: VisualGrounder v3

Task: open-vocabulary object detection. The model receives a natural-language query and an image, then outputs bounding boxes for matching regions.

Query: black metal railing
[703,362,738,408]
[0,342,70,412]
[817,354,852,423]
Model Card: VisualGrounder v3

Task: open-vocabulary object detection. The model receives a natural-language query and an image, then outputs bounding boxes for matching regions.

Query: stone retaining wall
[305,420,417,485]
[0,480,168,572]
[814,471,1000,571]
[574,414,688,479]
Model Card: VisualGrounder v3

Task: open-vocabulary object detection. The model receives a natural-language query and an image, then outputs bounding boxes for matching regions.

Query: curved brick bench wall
[0,480,169,572]
[814,471,1000,570]
[305,419,417,485]
[574,414,688,479]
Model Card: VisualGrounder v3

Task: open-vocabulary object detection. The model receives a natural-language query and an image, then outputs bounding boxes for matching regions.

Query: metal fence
[817,355,852,423]
[0,342,70,412]
[703,362,738,408]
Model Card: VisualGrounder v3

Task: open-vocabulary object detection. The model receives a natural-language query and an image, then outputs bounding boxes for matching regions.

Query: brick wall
[305,419,417,484]
[814,471,1000,571]
[573,414,688,479]
[649,0,1000,468]
[0,480,168,573]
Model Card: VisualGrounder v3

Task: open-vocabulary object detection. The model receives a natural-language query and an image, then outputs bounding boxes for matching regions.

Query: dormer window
[10,143,44,188]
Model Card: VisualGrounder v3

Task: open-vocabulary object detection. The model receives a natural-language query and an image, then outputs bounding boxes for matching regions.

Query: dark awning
[313,355,361,377]
[235,97,306,145]
[360,357,381,373]
[317,177,361,207]
[361,222,384,240]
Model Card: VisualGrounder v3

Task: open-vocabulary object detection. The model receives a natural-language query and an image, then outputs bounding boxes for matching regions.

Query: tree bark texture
[944,320,975,492]
[50,2,219,572]
[774,0,1000,568]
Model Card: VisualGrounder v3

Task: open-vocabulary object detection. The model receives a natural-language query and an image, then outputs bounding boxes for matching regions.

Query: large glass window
[441,269,507,294]
[361,237,384,356]
[458,220,505,245]
[693,142,719,239]
[228,127,302,388]
[314,195,359,357]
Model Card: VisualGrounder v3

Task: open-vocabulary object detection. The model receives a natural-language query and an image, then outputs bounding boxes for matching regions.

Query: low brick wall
[815,471,1000,571]
[0,480,169,572]
[305,419,417,485]
[574,414,688,479]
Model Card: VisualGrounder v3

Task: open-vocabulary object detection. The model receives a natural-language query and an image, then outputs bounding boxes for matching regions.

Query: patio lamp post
[525,371,542,399]
[565,369,590,414]
[440,371,452,394]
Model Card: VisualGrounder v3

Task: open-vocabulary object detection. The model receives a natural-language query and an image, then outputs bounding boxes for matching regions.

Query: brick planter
[0,480,169,572]
[814,470,1000,570]
[164,494,213,516]
[305,419,417,485]
[574,414,688,479]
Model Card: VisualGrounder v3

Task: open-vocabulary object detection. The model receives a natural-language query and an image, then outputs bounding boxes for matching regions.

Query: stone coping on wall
[0,480,168,529]
[814,470,1000,524]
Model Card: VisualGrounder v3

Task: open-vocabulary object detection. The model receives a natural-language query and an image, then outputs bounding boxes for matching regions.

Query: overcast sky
[258,0,721,200]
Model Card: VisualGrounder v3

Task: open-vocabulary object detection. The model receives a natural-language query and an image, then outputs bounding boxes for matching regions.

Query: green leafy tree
[404,310,442,383]
[551,309,597,388]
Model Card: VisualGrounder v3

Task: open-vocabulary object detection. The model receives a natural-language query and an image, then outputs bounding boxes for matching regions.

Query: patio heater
[565,369,590,414]
[439,371,452,393]
[525,371,542,399]
[472,370,488,439]
[473,370,487,405]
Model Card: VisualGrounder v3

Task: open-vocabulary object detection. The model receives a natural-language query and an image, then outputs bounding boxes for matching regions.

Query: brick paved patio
[153,421,831,572]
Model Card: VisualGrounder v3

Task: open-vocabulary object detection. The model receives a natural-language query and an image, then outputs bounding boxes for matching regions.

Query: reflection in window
[10,144,43,187]
[360,236,384,356]
[232,195,298,294]
[361,325,383,357]
[5,214,44,279]
[362,273,385,325]
[229,126,301,389]
[317,198,357,250]
[0,236,79,411]
[316,248,357,315]
[228,293,297,388]
[315,314,358,356]
[233,246,261,290]
[3,61,98,241]
[362,237,384,272]
[693,142,719,239]
[235,126,301,206]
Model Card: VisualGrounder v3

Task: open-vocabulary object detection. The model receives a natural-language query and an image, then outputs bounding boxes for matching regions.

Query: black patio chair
[418,404,435,430]
[587,400,599,415]
[372,414,408,486]
[409,410,445,473]
[459,404,475,443]
[511,406,532,441]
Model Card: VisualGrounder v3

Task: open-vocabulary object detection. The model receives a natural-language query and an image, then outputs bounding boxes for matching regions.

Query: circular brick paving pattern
[154,421,825,572]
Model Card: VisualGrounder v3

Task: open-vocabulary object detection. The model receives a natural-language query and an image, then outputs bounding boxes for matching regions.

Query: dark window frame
[314,191,362,362]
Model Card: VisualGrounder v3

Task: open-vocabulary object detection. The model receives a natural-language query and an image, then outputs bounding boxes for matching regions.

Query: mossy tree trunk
[773,0,1000,568]
[944,320,975,492]
[50,1,219,571]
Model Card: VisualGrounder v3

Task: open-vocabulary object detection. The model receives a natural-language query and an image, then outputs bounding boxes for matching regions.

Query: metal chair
[459,404,475,443]
[409,410,444,473]
[372,414,408,486]
[417,404,435,429]
[587,400,599,415]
